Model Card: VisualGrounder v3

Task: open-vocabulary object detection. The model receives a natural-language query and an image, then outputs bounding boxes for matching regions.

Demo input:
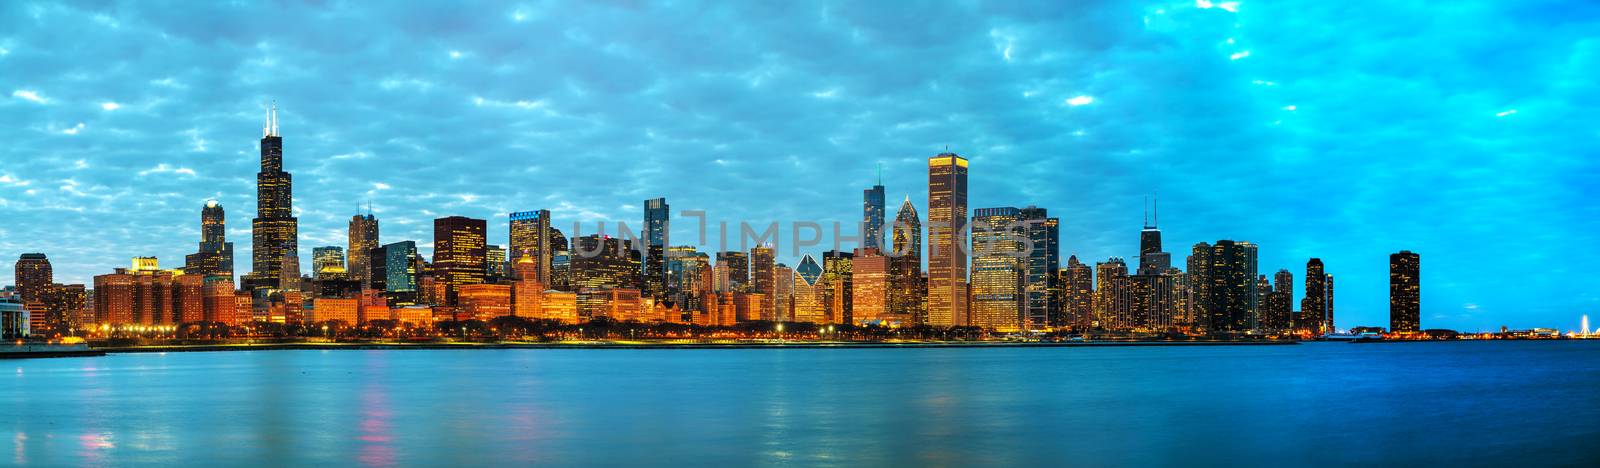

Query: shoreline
[84,339,1300,355]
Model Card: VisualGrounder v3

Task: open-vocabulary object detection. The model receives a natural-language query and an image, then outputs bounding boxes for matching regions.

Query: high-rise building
[433,216,487,305]
[1300,258,1330,334]
[971,207,1025,332]
[548,228,571,291]
[773,264,794,322]
[14,253,52,304]
[716,251,749,290]
[1094,258,1130,330]
[512,255,543,318]
[927,153,969,327]
[485,245,508,280]
[380,241,420,306]
[1128,206,1178,331]
[1063,256,1095,330]
[312,246,346,280]
[184,201,235,281]
[888,196,924,324]
[792,254,825,324]
[1020,206,1059,330]
[348,212,379,288]
[247,103,299,291]
[863,181,886,251]
[40,283,86,333]
[750,245,775,320]
[851,248,890,325]
[570,235,641,291]
[665,246,709,312]
[1390,251,1420,333]
[821,250,854,325]
[643,198,670,300]
[1262,269,1295,332]
[509,210,552,284]
[1191,240,1257,333]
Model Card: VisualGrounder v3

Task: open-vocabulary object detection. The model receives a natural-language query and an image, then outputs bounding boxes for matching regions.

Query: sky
[2,1,1597,331]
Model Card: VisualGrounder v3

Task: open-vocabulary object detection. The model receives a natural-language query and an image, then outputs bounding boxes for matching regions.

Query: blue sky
[2,1,1597,331]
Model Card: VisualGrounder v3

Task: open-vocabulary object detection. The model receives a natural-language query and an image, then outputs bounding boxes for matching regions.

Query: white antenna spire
[270,100,279,136]
[263,100,271,137]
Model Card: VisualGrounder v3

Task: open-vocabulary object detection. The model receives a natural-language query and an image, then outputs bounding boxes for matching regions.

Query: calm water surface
[4,341,1599,467]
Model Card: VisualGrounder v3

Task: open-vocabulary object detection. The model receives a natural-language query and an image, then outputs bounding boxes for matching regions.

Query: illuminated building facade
[716,251,749,290]
[433,216,487,305]
[750,245,775,320]
[184,201,235,281]
[1019,206,1059,330]
[1094,258,1129,330]
[14,253,52,304]
[970,207,1025,332]
[888,197,924,324]
[309,297,360,324]
[665,246,708,312]
[458,283,512,321]
[1261,269,1294,332]
[792,254,825,324]
[347,212,379,287]
[1300,258,1330,334]
[485,245,507,281]
[850,248,890,325]
[247,103,299,291]
[1190,240,1257,333]
[863,181,885,251]
[1063,256,1095,330]
[773,264,794,322]
[39,283,86,333]
[927,153,969,327]
[540,290,578,323]
[822,250,853,324]
[313,246,346,280]
[509,210,552,284]
[1390,250,1420,333]
[571,235,641,291]
[643,198,669,300]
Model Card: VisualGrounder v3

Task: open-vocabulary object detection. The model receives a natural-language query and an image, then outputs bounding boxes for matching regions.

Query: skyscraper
[1063,256,1095,329]
[970,207,1025,332]
[750,244,775,319]
[863,181,885,251]
[792,254,825,324]
[1390,251,1420,333]
[381,241,419,306]
[433,216,487,305]
[1301,258,1330,334]
[348,212,379,288]
[1094,258,1130,330]
[888,196,924,324]
[927,153,969,327]
[821,250,854,325]
[248,103,299,291]
[643,198,670,301]
[14,253,52,304]
[184,201,234,281]
[1130,204,1178,331]
[851,248,889,325]
[1020,206,1059,330]
[570,235,641,291]
[485,245,508,280]
[509,210,552,284]
[1192,240,1256,333]
[716,251,749,290]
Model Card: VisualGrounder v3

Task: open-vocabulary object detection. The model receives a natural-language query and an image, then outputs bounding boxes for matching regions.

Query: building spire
[1143,196,1150,227]
[269,100,279,137]
[1153,194,1159,227]
[263,100,271,137]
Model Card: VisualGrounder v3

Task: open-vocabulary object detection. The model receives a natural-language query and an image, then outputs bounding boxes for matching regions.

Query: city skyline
[3,2,1598,330]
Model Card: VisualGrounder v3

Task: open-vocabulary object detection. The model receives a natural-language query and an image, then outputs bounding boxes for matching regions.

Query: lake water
[4,342,1599,466]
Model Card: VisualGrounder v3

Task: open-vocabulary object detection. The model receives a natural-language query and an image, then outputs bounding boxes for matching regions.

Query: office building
[927,153,969,327]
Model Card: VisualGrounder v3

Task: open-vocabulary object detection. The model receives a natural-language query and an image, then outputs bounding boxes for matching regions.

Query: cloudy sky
[2,1,1597,330]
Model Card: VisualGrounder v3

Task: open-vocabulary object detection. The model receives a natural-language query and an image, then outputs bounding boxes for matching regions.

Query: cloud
[137,163,198,177]
[101,102,121,111]
[1065,95,1094,106]
[12,89,48,103]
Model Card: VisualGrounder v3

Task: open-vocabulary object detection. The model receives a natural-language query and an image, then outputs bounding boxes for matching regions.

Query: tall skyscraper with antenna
[247,102,300,291]
[863,167,885,251]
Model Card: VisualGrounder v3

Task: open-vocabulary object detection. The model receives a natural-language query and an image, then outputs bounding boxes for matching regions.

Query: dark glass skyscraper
[1390,250,1420,333]
[433,216,487,305]
[863,182,885,251]
[716,251,749,289]
[184,201,234,282]
[927,153,969,327]
[1301,258,1330,334]
[1192,240,1256,333]
[643,198,669,300]
[248,103,299,291]
[1019,206,1059,329]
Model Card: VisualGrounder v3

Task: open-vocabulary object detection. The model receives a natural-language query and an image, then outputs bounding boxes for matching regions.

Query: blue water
[4,342,1598,467]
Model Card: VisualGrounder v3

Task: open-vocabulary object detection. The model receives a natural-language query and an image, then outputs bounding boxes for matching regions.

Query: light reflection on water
[4,342,1600,466]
